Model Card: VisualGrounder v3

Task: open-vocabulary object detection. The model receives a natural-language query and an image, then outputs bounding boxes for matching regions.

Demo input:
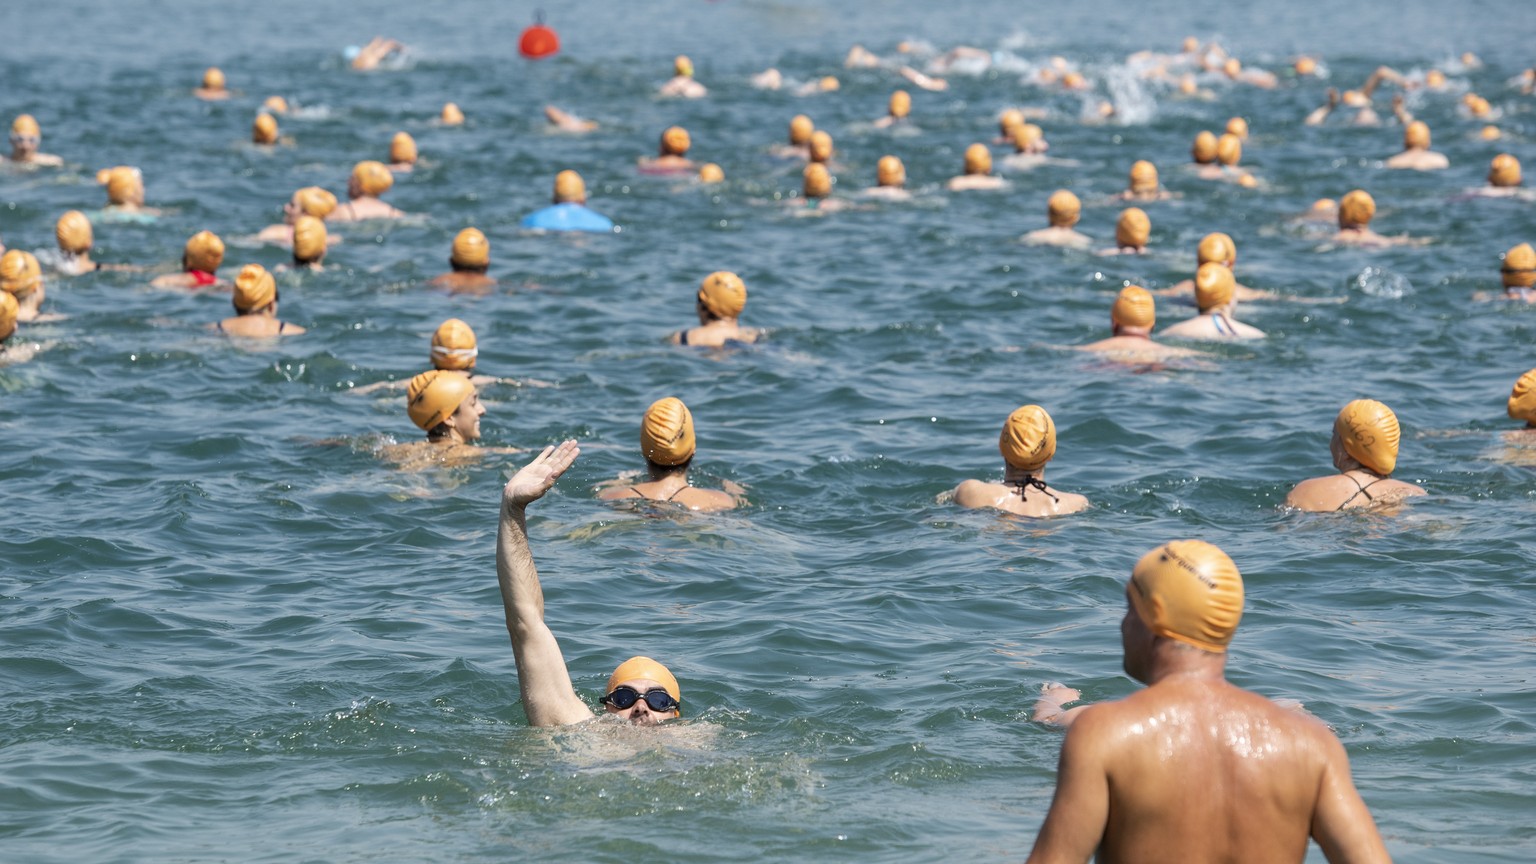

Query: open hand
[504,440,580,506]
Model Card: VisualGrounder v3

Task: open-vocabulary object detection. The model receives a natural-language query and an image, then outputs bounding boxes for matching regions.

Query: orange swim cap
[1112,285,1155,329]
[55,210,93,254]
[1222,58,1241,78]
[1129,540,1244,653]
[202,67,225,90]
[232,263,277,312]
[1047,190,1080,227]
[1489,154,1521,188]
[1334,399,1400,475]
[1338,189,1376,229]
[640,397,696,466]
[661,126,691,156]
[697,271,746,319]
[998,404,1057,472]
[876,155,905,188]
[1294,57,1317,76]
[263,95,289,114]
[431,318,478,371]
[1194,263,1235,311]
[1116,207,1151,248]
[789,114,814,146]
[698,163,724,183]
[803,162,831,199]
[607,656,681,703]
[888,89,911,119]
[390,132,418,164]
[0,291,17,341]
[352,161,394,197]
[450,227,489,269]
[1216,133,1242,166]
[406,370,475,431]
[1129,160,1159,194]
[1197,232,1236,267]
[252,113,278,145]
[441,103,465,126]
[1225,116,1249,139]
[1403,121,1430,150]
[294,186,338,218]
[11,114,40,137]
[292,216,327,263]
[998,108,1024,138]
[553,169,587,204]
[674,55,693,77]
[963,143,992,176]
[98,166,143,206]
[1192,130,1218,163]
[1501,242,1536,289]
[0,250,42,297]
[809,130,834,164]
[184,230,225,274]
[1508,369,1536,425]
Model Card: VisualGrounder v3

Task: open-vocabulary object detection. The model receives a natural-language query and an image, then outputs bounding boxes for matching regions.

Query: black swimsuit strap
[1007,475,1059,503]
[628,484,691,502]
[1336,473,1387,510]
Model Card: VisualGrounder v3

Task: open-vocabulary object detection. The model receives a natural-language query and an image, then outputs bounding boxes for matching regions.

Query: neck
[1112,325,1152,340]
[646,464,687,484]
[1002,465,1046,484]
[1144,643,1227,685]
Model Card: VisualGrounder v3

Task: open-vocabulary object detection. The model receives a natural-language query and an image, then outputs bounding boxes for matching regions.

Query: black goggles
[600,686,680,713]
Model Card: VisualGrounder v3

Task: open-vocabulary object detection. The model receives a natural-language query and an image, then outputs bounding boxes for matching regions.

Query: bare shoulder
[597,484,638,501]
[1284,475,1342,510]
[952,479,999,508]
[1054,491,1090,514]
[679,487,738,511]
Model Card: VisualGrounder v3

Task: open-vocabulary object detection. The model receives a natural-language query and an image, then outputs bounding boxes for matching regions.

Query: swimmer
[194,67,229,100]
[350,37,406,71]
[150,230,226,289]
[799,162,848,213]
[520,170,615,233]
[1220,56,1277,89]
[0,250,48,322]
[844,44,880,69]
[96,166,160,218]
[697,163,724,184]
[597,397,742,512]
[543,105,596,133]
[1509,370,1536,430]
[1001,124,1053,172]
[794,76,840,97]
[354,318,525,395]
[658,55,706,98]
[388,132,417,173]
[1190,130,1221,178]
[1076,285,1201,362]
[947,144,1006,191]
[1226,116,1249,140]
[770,114,814,161]
[257,186,340,246]
[898,65,947,92]
[288,216,328,271]
[428,228,495,293]
[1331,189,1416,247]
[1025,540,1390,863]
[1384,121,1448,171]
[749,68,783,90]
[327,161,405,222]
[215,264,305,337]
[1284,400,1425,511]
[1495,243,1536,303]
[1158,233,1267,301]
[1303,87,1342,126]
[499,440,686,726]
[263,96,290,115]
[872,90,911,129]
[1211,132,1255,185]
[861,155,911,202]
[638,126,695,174]
[1479,154,1524,198]
[1158,263,1265,341]
[1300,197,1338,224]
[0,292,30,363]
[1097,208,1151,256]
[951,405,1088,518]
[670,271,758,348]
[441,103,465,126]
[6,115,63,166]
[1294,56,1318,76]
[251,113,280,147]
[52,210,134,275]
[1119,160,1170,201]
[1021,190,1090,249]
[996,109,1025,145]
[808,130,834,166]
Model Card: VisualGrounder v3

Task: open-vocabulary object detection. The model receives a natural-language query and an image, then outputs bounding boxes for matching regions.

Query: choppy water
[2,1,1535,861]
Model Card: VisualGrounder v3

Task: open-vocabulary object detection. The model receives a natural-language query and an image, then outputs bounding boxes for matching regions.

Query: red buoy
[519,13,559,60]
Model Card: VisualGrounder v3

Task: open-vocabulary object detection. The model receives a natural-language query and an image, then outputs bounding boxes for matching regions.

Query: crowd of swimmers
[3,33,1534,862]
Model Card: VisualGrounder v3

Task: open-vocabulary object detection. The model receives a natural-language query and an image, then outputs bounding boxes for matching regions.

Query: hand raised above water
[503,440,580,507]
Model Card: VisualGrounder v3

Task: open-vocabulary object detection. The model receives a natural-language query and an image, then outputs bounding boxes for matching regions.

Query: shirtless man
[328,161,405,222]
[638,126,695,174]
[216,264,305,337]
[1157,233,1269,302]
[150,230,226,290]
[428,228,496,293]
[1077,286,1200,363]
[1160,264,1264,341]
[1479,154,1524,198]
[670,271,758,348]
[257,186,340,246]
[658,56,706,99]
[1284,399,1425,511]
[1384,121,1448,170]
[1026,539,1391,863]
[872,90,911,130]
[194,67,229,101]
[1097,209,1150,256]
[952,404,1088,518]
[861,156,911,202]
[500,441,685,726]
[598,397,742,512]
[947,143,1006,191]
[7,115,63,166]
[1021,191,1090,249]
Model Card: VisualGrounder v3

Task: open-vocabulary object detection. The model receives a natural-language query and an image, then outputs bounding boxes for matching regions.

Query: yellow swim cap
[803,162,831,199]
[876,155,905,188]
[1182,36,1199,53]
[98,166,143,206]
[1047,190,1080,228]
[184,230,225,273]
[1489,154,1521,188]
[998,108,1024,138]
[1404,121,1430,150]
[1192,130,1217,164]
[818,76,840,92]
[1508,369,1536,425]
[450,227,489,269]
[407,370,475,431]
[661,126,691,156]
[1334,399,1401,475]
[1197,232,1236,267]
[698,163,724,183]
[1294,57,1317,76]
[1129,159,1159,194]
[292,216,327,263]
[0,291,16,342]
[252,113,278,145]
[294,186,338,219]
[55,210,93,254]
[809,131,833,164]
[998,404,1057,473]
[1338,189,1376,229]
[1112,285,1156,329]
[640,396,696,466]
[1194,262,1235,311]
[263,95,289,114]
[674,55,694,77]
[1178,74,1198,95]
[1468,95,1491,117]
[431,318,478,371]
[202,67,225,90]
[889,89,911,119]
[1061,71,1086,89]
[11,114,40,137]
[789,114,813,146]
[698,270,746,319]
[441,102,464,125]
[1216,133,1242,166]
[352,161,393,197]
[1222,58,1241,78]
[1226,116,1249,139]
[964,143,992,176]
[232,263,276,312]
[1116,207,1151,248]
[1481,125,1501,141]
[607,656,681,703]
[1311,198,1336,214]
[553,169,587,204]
[1425,69,1445,88]
[0,250,42,297]
[1502,242,1536,289]
[1129,540,1244,654]
[390,131,417,164]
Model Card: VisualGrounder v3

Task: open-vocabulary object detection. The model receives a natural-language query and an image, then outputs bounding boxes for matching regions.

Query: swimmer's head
[998,405,1057,473]
[1191,130,1217,164]
[406,369,476,432]
[674,55,693,77]
[698,163,724,183]
[1502,242,1536,289]
[1127,540,1244,655]
[1061,71,1086,90]
[11,114,40,138]
[450,227,490,272]
[0,291,16,342]
[1403,121,1430,150]
[1311,198,1336,215]
[889,89,911,119]
[1294,56,1317,76]
[292,216,327,264]
[1129,160,1159,194]
[263,95,289,114]
[293,186,338,219]
[1508,369,1536,426]
[55,210,93,255]
[390,131,418,164]
[1112,284,1156,331]
[803,162,832,199]
[1013,123,1043,153]
[1425,69,1445,89]
[431,318,478,371]
[697,270,747,319]
[350,160,394,198]
[1215,133,1242,166]
[1333,399,1400,475]
[876,155,906,188]
[1116,207,1151,249]
[1178,74,1198,95]
[252,113,278,145]
[640,396,696,466]
[818,76,840,92]
[1225,116,1249,139]
[1489,154,1521,188]
[1222,58,1241,79]
[183,230,225,274]
[999,109,1024,139]
[1338,189,1375,229]
[1182,36,1199,53]
[1197,232,1236,267]
[0,250,42,298]
[553,169,587,204]
[1047,190,1080,228]
[1468,95,1491,117]
[605,656,681,722]
[1194,262,1235,311]
[660,126,691,157]
[963,143,992,176]
[202,67,225,91]
[98,166,144,207]
[809,131,834,164]
[232,263,277,313]
[441,102,464,125]
[1481,125,1501,141]
[788,114,814,146]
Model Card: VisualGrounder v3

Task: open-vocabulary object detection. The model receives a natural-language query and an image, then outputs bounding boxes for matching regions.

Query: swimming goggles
[600,686,680,713]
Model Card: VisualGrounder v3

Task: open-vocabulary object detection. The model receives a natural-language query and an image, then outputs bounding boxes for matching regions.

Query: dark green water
[2,1,1534,861]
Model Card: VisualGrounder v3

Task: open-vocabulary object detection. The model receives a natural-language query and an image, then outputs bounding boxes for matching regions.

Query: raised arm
[497,440,594,727]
